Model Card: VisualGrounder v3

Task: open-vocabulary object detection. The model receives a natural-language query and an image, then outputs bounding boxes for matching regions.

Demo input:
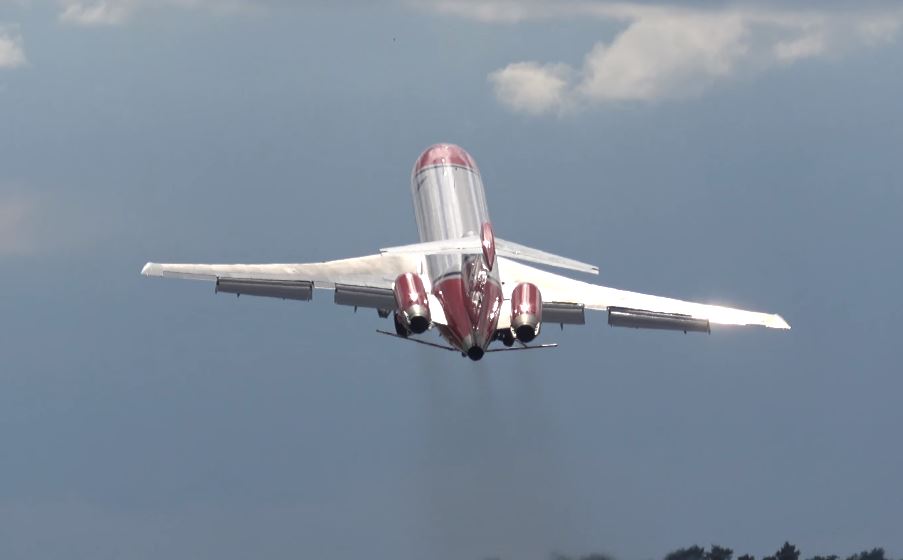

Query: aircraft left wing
[497,257,790,331]
[140,254,447,322]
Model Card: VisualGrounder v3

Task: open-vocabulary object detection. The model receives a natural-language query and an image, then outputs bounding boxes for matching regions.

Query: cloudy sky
[1,1,901,559]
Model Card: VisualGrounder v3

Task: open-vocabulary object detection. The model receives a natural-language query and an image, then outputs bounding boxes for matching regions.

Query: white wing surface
[497,257,790,330]
[142,253,419,288]
[141,253,433,314]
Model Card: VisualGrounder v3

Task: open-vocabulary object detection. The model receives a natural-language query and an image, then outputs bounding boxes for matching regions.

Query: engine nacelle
[393,272,431,334]
[510,282,542,342]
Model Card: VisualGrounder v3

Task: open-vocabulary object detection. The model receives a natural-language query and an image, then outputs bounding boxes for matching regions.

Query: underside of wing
[142,253,422,287]
[141,253,424,312]
[497,257,790,330]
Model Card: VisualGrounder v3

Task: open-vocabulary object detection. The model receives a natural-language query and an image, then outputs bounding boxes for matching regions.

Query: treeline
[551,542,897,560]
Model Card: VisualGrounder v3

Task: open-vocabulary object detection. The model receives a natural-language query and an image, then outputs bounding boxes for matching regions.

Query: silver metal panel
[215,278,313,301]
[411,165,490,282]
[608,306,710,333]
[334,284,396,309]
[543,302,586,325]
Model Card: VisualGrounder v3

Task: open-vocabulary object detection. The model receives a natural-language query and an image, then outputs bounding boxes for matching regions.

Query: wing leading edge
[143,253,438,316]
[497,257,790,330]
[141,253,420,288]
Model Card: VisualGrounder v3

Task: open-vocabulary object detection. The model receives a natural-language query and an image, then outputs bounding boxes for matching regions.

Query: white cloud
[858,18,900,46]
[419,1,903,114]
[577,12,750,103]
[0,186,106,256]
[58,0,261,26]
[488,62,571,115]
[59,1,136,25]
[774,33,826,62]
[0,27,26,69]
[0,193,34,255]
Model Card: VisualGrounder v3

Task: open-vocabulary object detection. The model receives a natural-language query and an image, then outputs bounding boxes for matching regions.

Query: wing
[141,253,447,324]
[497,257,790,330]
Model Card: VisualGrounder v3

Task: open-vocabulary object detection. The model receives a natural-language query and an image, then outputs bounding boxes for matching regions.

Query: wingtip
[141,262,160,277]
[771,314,791,330]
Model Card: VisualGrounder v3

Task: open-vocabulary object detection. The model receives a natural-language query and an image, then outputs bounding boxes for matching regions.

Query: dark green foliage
[551,553,614,560]
[547,543,897,560]
[664,544,733,560]
[764,542,801,560]
[707,545,734,560]
[666,545,707,560]
[845,549,887,560]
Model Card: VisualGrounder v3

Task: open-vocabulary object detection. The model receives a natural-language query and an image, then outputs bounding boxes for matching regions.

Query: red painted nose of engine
[413,144,478,175]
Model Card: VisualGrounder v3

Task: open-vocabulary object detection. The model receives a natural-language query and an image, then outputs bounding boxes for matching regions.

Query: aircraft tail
[380,236,598,275]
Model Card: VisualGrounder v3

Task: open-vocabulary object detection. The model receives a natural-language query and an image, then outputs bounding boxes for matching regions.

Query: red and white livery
[142,144,789,360]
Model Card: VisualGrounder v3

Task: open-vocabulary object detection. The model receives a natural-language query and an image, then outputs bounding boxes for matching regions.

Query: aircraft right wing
[497,257,790,331]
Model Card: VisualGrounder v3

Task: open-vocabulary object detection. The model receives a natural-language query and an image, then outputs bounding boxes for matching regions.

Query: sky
[1,1,902,559]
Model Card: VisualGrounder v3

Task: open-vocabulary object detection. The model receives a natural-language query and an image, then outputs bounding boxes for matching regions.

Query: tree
[707,545,734,560]
[550,553,614,560]
[666,546,707,560]
[764,542,800,560]
[845,549,887,560]
[738,555,755,560]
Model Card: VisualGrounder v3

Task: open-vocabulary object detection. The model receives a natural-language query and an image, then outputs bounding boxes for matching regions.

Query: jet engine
[510,282,542,342]
[393,272,432,334]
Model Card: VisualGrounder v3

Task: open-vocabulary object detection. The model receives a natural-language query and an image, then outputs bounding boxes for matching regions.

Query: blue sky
[1,2,901,559]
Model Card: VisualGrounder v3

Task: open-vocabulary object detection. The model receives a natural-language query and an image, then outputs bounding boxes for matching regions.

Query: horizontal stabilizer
[380,237,482,257]
[495,238,598,275]
[376,330,459,352]
[380,236,598,275]
[485,343,558,352]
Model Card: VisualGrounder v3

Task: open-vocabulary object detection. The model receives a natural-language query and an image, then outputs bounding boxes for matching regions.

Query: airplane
[141,143,790,360]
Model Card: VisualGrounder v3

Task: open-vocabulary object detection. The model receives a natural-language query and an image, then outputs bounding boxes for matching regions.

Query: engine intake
[510,282,542,342]
[393,272,432,334]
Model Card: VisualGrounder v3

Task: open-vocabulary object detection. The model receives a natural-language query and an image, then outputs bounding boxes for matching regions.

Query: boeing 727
[141,144,789,360]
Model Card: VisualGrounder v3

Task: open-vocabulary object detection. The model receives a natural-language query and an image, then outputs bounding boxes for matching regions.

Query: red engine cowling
[393,272,431,334]
[510,282,542,342]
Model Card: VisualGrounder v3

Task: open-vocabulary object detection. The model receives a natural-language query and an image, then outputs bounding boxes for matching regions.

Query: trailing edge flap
[380,236,598,275]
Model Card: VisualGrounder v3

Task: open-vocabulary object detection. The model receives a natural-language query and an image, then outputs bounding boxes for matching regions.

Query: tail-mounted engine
[393,272,432,334]
[510,282,542,342]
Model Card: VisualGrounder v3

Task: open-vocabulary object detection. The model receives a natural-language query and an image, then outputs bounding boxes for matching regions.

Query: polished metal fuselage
[410,146,504,356]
